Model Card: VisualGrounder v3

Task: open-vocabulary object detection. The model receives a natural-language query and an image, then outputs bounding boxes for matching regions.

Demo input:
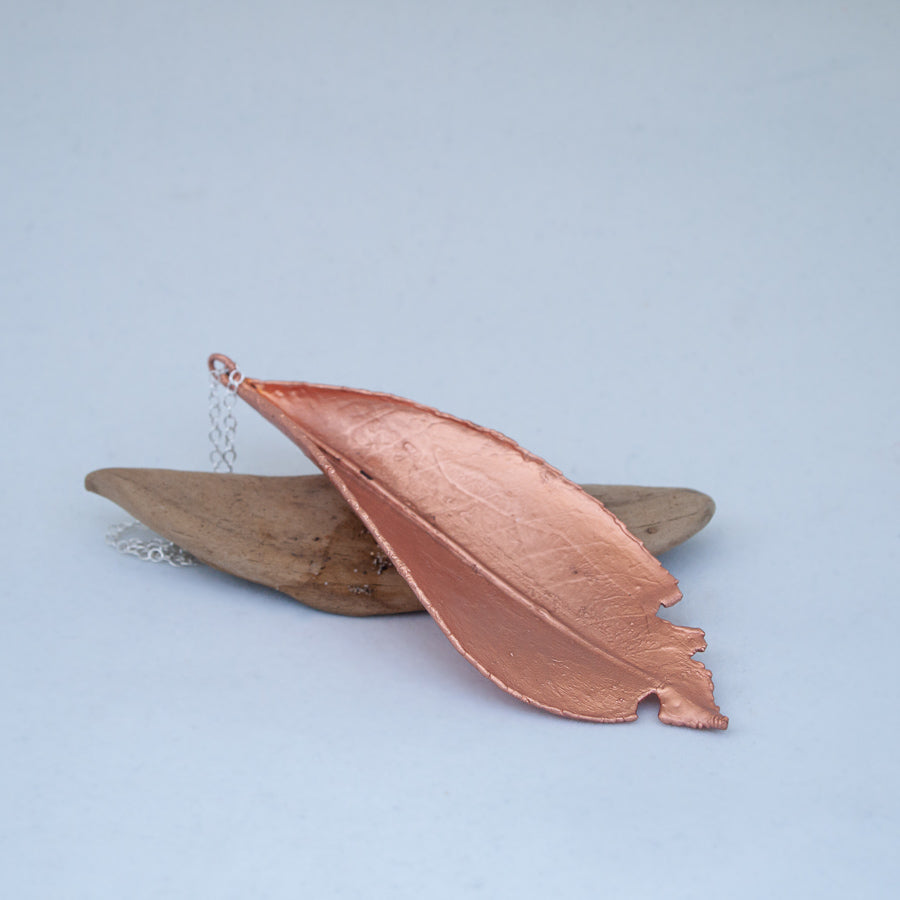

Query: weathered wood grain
[85,469,714,616]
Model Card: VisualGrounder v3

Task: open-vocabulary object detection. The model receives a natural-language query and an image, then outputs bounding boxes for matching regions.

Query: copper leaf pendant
[215,355,727,729]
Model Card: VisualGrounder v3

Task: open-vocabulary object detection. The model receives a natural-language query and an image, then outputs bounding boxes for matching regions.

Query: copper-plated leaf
[217,356,728,729]
[85,469,715,616]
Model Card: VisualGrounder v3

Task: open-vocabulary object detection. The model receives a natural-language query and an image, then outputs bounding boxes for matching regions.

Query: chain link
[105,357,243,566]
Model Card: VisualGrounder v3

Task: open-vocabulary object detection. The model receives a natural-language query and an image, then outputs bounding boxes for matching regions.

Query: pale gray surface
[2,2,898,897]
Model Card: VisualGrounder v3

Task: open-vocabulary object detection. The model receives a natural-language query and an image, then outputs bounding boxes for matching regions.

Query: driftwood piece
[85,469,715,617]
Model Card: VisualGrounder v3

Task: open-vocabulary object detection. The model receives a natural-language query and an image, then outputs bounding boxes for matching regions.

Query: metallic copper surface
[211,354,727,729]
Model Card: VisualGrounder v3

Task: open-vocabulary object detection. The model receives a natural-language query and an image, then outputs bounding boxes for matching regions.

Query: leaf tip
[656,683,728,730]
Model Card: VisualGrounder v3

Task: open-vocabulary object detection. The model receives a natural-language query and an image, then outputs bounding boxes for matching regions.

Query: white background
[2,2,898,897]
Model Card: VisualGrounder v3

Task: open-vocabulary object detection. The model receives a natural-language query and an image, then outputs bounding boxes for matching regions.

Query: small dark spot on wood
[371,551,392,574]
[360,469,374,480]
[645,526,658,534]
[313,536,320,541]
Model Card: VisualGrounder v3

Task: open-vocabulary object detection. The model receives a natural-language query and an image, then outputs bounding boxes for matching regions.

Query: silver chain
[208,362,244,472]
[105,358,243,566]
[105,521,200,566]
